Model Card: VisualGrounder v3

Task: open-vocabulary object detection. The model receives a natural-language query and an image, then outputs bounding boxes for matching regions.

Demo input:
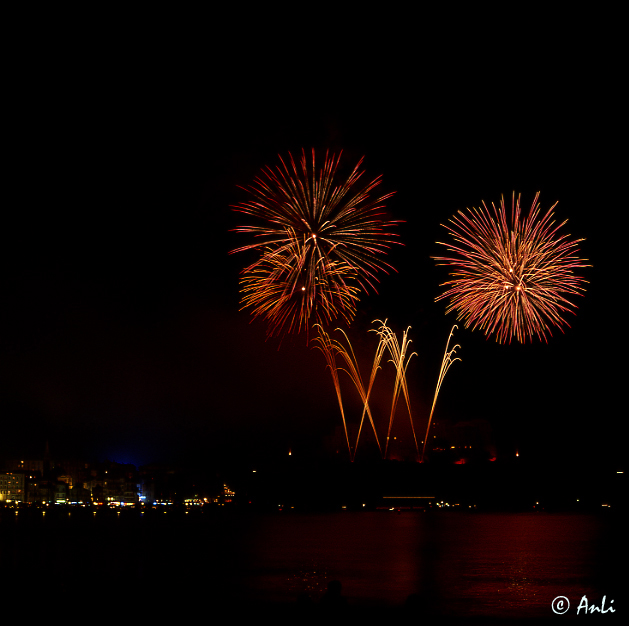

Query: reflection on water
[243,512,429,606]
[433,513,605,618]
[286,560,329,602]
[241,511,619,618]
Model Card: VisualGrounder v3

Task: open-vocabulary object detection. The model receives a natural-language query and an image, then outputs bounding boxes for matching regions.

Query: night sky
[2,19,624,472]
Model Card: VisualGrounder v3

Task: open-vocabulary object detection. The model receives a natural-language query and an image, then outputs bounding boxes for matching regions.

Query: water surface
[2,508,622,620]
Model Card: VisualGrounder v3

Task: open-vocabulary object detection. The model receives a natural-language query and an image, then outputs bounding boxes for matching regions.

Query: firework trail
[316,320,441,461]
[373,321,419,460]
[313,324,351,458]
[313,324,383,460]
[351,324,390,459]
[434,192,589,343]
[334,328,385,461]
[420,325,461,463]
[232,149,400,337]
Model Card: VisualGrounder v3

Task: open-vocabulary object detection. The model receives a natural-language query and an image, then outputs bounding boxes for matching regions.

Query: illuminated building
[0,472,25,502]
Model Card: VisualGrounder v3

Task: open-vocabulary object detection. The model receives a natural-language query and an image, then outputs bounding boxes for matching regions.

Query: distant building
[0,472,25,502]
[85,460,139,505]
[54,481,68,503]
[5,459,44,474]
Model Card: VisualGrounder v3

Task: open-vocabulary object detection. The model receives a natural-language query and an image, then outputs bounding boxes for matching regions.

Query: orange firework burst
[240,241,361,337]
[231,149,400,337]
[434,192,589,343]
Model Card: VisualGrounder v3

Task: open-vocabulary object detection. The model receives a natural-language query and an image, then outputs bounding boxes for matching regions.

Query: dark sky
[1,20,624,470]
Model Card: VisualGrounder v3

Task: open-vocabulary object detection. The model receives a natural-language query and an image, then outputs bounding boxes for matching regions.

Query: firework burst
[232,149,400,337]
[238,239,361,338]
[434,192,589,343]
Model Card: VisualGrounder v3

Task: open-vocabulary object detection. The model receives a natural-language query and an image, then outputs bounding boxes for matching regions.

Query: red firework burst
[231,149,400,337]
[433,192,589,343]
